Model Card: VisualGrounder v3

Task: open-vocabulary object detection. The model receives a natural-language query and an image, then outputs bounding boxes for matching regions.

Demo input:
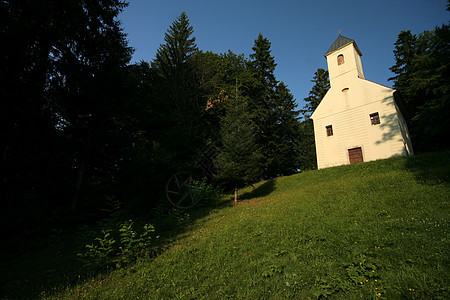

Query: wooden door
[348,147,363,164]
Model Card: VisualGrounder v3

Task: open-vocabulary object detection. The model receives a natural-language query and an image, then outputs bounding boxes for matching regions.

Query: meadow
[2,151,449,299]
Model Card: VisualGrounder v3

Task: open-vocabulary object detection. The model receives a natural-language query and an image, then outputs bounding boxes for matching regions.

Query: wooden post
[234,187,238,205]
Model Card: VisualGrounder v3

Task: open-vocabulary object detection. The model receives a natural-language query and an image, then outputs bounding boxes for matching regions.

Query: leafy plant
[309,274,353,299]
[116,220,155,267]
[79,230,116,269]
[345,254,379,286]
[78,220,155,269]
[312,276,334,299]
[261,264,283,278]
[188,177,222,206]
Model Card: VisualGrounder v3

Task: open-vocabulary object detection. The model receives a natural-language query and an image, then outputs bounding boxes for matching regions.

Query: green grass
[5,151,450,299]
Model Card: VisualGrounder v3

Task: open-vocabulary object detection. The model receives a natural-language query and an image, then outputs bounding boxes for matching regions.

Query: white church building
[310,35,414,169]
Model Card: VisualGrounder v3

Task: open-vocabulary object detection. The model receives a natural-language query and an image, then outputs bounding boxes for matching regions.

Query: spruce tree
[295,120,317,170]
[1,0,133,229]
[215,96,263,203]
[297,68,330,170]
[248,34,278,177]
[301,68,330,119]
[153,12,198,75]
[269,82,301,176]
[249,33,278,108]
[248,34,303,177]
[152,12,203,164]
[389,30,417,91]
[389,25,450,151]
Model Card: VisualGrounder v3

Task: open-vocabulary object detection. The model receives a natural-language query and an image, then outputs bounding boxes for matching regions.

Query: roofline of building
[358,77,394,90]
[324,40,363,58]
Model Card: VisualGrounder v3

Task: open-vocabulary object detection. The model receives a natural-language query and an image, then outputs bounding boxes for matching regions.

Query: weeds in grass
[261,265,284,278]
[344,253,379,285]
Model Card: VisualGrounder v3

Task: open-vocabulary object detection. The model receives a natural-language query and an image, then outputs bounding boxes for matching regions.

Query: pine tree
[248,34,278,132]
[248,34,279,177]
[215,96,263,203]
[153,12,198,76]
[295,120,317,170]
[268,82,301,176]
[389,30,417,91]
[0,0,133,229]
[301,68,330,119]
[389,25,450,151]
[152,12,203,164]
[297,68,330,170]
[249,33,278,108]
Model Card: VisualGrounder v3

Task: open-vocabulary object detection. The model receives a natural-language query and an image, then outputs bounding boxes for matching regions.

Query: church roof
[324,35,362,57]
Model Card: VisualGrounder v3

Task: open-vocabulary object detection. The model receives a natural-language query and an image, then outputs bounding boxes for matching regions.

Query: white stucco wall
[311,40,413,169]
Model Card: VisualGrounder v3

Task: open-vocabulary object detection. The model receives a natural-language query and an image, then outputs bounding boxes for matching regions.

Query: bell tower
[324,35,364,89]
[311,34,414,169]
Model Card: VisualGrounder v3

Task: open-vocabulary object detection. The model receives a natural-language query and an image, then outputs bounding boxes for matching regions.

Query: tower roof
[324,35,362,57]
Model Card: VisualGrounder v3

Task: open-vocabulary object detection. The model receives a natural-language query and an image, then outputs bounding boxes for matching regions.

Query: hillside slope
[51,152,449,299]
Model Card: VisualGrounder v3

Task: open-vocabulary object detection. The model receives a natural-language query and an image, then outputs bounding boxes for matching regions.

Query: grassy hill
[13,152,450,299]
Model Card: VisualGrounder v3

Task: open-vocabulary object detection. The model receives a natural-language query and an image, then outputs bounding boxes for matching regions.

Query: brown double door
[348,147,363,164]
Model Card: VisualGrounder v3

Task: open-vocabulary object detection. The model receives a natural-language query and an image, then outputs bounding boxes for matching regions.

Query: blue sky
[119,0,448,107]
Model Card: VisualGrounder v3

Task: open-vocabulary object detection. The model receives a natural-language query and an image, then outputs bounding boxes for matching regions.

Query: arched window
[337,54,344,65]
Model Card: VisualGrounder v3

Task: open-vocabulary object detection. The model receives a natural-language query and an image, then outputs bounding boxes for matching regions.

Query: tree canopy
[214,95,263,192]
[1,0,134,234]
[296,68,330,171]
[389,24,450,152]
[301,68,330,120]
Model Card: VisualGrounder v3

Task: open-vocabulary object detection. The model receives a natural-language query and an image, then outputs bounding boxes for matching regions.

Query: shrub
[188,177,222,207]
[78,219,155,270]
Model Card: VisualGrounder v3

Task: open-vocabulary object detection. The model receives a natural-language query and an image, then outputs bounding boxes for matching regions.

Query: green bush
[78,220,155,270]
[188,177,222,207]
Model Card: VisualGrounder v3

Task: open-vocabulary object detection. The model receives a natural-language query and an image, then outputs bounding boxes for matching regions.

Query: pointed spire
[324,35,362,57]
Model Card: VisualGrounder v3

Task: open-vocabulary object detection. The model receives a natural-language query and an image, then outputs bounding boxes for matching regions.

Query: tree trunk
[234,187,238,205]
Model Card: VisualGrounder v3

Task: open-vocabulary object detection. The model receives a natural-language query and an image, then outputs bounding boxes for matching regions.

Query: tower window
[337,54,344,65]
[370,112,381,125]
[326,125,333,136]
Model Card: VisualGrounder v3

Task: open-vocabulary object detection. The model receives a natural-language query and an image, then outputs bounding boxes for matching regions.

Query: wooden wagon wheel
[165,172,203,209]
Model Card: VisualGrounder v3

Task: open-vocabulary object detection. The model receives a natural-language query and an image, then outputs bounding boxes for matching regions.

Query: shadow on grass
[0,191,236,299]
[405,150,450,185]
[0,225,91,299]
[240,179,276,200]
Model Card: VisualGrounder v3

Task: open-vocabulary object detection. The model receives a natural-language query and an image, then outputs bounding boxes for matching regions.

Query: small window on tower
[370,112,381,125]
[326,125,333,136]
[337,54,344,65]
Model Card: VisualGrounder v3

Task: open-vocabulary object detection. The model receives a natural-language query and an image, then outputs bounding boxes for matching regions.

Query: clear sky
[119,0,448,108]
